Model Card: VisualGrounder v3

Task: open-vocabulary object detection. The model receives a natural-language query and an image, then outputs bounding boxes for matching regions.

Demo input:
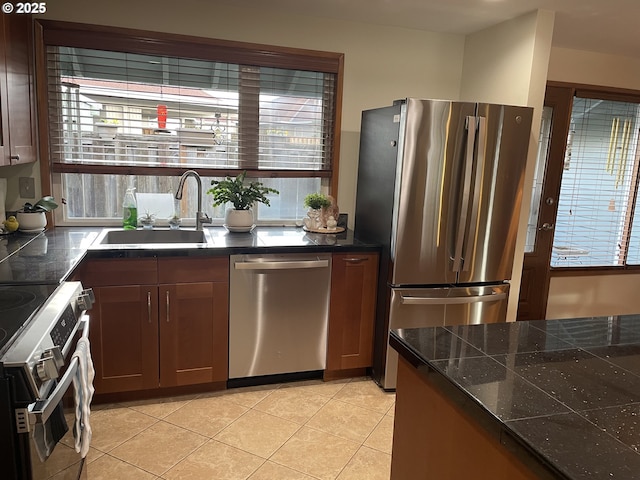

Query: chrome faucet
[175,170,212,230]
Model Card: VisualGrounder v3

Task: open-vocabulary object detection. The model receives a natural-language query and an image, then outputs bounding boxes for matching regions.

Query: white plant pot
[16,211,47,232]
[224,208,255,232]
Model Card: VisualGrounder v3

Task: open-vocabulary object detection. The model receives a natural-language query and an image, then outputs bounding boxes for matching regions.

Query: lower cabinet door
[327,253,379,371]
[90,285,159,394]
[159,281,229,387]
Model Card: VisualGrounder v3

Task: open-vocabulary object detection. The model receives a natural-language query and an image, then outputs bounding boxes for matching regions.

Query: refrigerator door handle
[452,115,477,272]
[400,291,508,305]
[463,116,487,272]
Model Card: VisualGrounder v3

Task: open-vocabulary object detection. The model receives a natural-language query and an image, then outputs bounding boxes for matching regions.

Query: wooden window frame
[35,20,344,204]
[546,81,640,276]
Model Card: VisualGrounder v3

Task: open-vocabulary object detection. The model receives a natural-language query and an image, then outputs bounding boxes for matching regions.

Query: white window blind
[41,22,342,225]
[552,97,640,267]
[47,47,334,172]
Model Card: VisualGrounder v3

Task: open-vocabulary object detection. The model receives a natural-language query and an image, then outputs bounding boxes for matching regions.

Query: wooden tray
[303,226,345,234]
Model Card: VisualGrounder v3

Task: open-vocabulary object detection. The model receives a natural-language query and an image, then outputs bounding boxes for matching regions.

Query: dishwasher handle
[234,259,329,270]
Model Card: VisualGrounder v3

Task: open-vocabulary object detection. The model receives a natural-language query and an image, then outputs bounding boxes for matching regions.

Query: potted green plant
[207,171,279,232]
[138,211,156,230]
[17,196,59,232]
[303,192,332,230]
[303,193,331,210]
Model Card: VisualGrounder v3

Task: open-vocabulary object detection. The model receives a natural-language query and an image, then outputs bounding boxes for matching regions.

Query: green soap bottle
[122,188,138,230]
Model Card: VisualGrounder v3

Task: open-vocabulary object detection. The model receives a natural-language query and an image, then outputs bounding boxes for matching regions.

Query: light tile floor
[85,377,395,479]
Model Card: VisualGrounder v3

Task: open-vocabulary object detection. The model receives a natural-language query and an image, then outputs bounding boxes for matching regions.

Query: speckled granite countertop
[390,318,640,480]
[0,226,378,284]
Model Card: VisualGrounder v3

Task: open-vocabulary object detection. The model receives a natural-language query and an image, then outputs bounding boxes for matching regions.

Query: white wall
[548,47,640,90]
[460,10,555,321]
[0,0,467,222]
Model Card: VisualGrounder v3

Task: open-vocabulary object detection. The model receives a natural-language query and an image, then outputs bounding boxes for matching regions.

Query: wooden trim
[34,19,55,226]
[38,20,342,73]
[618,128,640,264]
[50,163,332,178]
[540,81,640,276]
[330,53,344,199]
[551,265,640,277]
[547,80,640,98]
[92,381,227,405]
[37,18,342,196]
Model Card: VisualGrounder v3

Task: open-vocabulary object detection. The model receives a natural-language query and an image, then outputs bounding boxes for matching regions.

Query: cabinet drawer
[158,256,229,283]
[79,258,158,286]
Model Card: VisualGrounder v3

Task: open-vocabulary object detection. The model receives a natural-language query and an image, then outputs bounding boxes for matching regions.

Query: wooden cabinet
[157,257,229,388]
[78,256,229,395]
[326,252,379,374]
[91,283,160,393]
[391,356,540,480]
[0,14,37,166]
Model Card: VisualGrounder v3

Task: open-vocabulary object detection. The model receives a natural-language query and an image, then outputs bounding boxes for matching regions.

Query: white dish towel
[71,336,95,458]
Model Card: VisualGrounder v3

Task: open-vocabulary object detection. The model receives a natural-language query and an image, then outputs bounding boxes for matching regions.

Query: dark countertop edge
[389,331,569,480]
[1,226,380,284]
[84,243,381,258]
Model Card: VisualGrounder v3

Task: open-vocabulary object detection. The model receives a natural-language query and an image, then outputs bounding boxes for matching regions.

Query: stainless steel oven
[0,282,94,479]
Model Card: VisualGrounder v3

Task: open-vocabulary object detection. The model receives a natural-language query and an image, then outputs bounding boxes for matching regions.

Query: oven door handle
[28,316,90,427]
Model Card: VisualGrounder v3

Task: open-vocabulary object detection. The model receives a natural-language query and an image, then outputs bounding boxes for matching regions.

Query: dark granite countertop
[0,226,378,284]
[390,318,640,480]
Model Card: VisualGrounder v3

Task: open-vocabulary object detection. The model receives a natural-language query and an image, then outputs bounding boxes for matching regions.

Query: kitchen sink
[91,228,214,248]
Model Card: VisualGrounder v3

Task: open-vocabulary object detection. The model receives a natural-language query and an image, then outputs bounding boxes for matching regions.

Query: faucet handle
[199,212,212,225]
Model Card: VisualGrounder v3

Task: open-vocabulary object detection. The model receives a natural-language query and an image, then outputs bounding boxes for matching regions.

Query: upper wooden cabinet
[327,252,379,372]
[0,14,37,166]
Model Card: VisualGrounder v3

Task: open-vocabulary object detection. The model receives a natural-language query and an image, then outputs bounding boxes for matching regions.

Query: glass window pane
[48,41,336,225]
[525,106,553,253]
[552,98,640,267]
[61,173,318,225]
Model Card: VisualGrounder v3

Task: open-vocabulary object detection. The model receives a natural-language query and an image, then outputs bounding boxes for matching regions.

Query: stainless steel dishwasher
[229,253,332,379]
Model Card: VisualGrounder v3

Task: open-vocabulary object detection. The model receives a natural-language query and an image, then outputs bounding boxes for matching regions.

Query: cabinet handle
[147,291,152,323]
[166,290,170,322]
[10,154,19,162]
[344,257,367,264]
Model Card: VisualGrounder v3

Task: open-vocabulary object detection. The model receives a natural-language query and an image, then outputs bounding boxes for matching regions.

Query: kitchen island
[389,318,640,480]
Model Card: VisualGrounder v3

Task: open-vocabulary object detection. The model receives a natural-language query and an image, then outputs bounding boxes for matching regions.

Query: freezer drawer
[229,253,331,379]
[382,284,509,389]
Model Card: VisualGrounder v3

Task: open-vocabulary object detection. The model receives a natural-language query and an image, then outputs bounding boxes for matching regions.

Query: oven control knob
[77,288,95,311]
[36,346,64,382]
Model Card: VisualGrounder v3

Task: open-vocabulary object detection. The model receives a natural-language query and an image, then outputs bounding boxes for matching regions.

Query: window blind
[552,97,640,267]
[46,46,335,173]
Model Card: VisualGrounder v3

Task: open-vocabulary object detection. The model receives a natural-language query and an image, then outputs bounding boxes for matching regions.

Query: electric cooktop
[0,284,58,355]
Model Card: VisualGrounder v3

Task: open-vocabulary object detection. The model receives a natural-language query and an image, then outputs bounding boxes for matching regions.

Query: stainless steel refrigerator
[354,98,533,389]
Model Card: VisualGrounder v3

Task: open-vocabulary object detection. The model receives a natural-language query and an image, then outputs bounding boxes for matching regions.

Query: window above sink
[40,21,343,227]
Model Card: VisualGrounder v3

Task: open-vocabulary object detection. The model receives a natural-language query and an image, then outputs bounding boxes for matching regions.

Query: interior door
[517,86,573,321]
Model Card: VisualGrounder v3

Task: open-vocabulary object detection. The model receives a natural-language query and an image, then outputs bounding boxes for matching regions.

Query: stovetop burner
[0,290,38,311]
[0,284,59,354]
